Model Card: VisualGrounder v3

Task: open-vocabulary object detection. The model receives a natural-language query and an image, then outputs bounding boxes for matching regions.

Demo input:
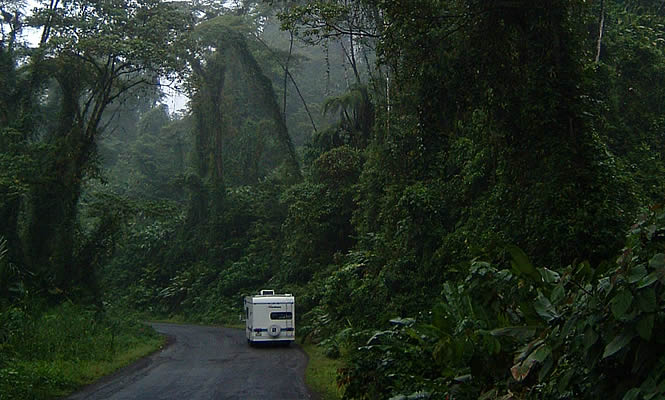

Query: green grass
[16,310,343,400]
[2,338,164,399]
[215,317,343,398]
[301,342,345,400]
[66,336,165,385]
[0,304,166,400]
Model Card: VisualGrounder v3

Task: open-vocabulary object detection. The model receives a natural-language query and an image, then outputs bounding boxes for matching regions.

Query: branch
[339,39,361,85]
[39,0,60,46]
[299,21,378,41]
[81,90,95,123]
[70,51,104,76]
[106,77,152,105]
[253,33,318,133]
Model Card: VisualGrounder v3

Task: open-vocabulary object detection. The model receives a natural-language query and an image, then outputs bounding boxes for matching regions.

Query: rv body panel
[245,291,295,344]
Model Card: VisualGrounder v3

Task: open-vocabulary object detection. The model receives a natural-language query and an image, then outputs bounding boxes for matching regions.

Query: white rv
[244,290,295,345]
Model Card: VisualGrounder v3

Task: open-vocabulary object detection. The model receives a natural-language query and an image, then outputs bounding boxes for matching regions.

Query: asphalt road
[66,323,313,400]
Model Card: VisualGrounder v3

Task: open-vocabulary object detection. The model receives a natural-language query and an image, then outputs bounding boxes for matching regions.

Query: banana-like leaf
[507,245,540,281]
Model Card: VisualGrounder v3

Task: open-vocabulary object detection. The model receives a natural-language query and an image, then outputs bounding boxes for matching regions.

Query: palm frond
[322,84,367,116]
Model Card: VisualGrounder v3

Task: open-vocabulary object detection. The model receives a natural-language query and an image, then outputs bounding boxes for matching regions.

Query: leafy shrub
[340,205,665,399]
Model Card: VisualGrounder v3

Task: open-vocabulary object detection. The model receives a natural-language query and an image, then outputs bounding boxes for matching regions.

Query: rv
[244,290,295,345]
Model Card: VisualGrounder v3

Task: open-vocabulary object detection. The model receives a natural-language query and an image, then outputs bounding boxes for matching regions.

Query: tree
[185,15,301,225]
[0,0,194,299]
[279,0,381,152]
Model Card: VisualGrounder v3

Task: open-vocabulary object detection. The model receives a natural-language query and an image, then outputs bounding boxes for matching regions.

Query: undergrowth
[302,342,345,400]
[0,302,164,400]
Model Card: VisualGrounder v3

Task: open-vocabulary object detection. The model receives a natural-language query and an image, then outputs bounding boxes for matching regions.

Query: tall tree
[188,16,300,193]
[0,0,194,298]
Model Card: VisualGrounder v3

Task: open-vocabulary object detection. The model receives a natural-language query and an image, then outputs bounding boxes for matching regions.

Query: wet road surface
[66,323,312,400]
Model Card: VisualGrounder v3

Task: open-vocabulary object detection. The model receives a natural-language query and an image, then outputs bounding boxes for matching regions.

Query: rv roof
[249,295,294,304]
[256,292,291,297]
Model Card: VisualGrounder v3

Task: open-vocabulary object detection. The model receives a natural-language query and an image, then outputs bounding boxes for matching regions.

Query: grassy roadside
[301,342,345,400]
[21,310,344,400]
[0,304,166,400]
[153,316,344,399]
[204,315,344,399]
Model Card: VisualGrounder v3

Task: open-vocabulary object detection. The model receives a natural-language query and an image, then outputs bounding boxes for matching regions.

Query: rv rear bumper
[249,337,295,343]
[248,328,295,343]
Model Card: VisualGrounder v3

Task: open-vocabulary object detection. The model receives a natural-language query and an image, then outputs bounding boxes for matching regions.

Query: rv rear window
[270,312,293,320]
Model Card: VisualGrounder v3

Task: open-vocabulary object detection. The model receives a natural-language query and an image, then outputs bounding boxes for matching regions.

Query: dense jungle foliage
[2,0,665,399]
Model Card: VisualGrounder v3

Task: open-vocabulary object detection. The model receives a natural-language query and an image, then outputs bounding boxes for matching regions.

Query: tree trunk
[596,0,605,63]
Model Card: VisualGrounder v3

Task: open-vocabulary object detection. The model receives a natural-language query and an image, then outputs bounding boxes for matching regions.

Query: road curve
[66,323,313,400]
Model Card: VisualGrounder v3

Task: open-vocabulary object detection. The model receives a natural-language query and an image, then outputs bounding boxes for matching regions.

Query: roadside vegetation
[2,0,665,399]
[0,303,164,399]
[302,342,345,400]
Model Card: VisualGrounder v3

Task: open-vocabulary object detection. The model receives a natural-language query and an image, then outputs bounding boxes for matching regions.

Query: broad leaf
[627,264,648,283]
[649,253,665,269]
[507,245,540,281]
[611,290,634,319]
[623,388,641,400]
[479,389,498,400]
[539,267,560,284]
[366,330,393,345]
[558,369,574,393]
[636,315,654,341]
[511,343,551,383]
[636,288,657,313]
[488,326,536,340]
[527,344,551,363]
[389,317,415,326]
[603,332,634,359]
[515,339,544,363]
[551,284,566,304]
[534,292,559,322]
[561,315,578,338]
[637,272,659,289]
[388,391,431,400]
[583,327,599,350]
[539,356,554,381]
[511,361,533,382]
